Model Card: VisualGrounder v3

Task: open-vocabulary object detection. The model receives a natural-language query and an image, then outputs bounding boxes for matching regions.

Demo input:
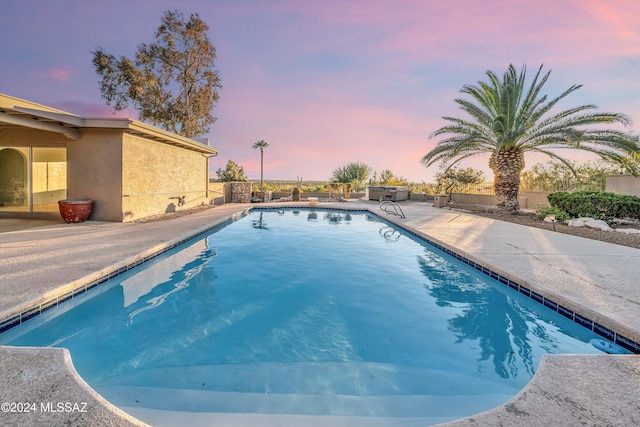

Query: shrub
[535,206,570,221]
[547,191,640,220]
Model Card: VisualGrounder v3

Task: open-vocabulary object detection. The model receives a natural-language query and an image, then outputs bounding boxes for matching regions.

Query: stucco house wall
[0,126,68,147]
[0,94,218,222]
[122,134,209,221]
[66,129,124,221]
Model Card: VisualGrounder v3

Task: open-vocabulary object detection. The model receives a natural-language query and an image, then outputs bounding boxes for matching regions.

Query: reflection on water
[122,243,217,317]
[120,240,216,308]
[324,212,352,224]
[418,249,570,380]
[379,226,401,242]
[251,212,269,230]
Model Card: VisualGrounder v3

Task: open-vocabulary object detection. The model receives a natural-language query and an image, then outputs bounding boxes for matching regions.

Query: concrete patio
[0,201,638,426]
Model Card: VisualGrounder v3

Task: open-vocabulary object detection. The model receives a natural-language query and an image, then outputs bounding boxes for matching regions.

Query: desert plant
[547,191,640,220]
[371,169,409,186]
[215,160,248,182]
[535,206,569,221]
[331,162,372,192]
[435,166,485,194]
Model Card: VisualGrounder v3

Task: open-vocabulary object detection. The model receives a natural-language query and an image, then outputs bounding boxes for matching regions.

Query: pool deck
[0,201,639,427]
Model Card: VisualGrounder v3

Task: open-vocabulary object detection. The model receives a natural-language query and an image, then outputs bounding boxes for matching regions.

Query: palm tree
[252,140,269,191]
[421,64,640,212]
[330,162,372,199]
[331,162,372,191]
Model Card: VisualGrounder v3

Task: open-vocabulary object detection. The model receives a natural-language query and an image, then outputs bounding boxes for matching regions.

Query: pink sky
[1,0,639,182]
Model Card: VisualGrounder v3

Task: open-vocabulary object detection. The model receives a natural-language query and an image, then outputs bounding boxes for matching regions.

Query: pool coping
[0,208,251,333]
[369,209,640,354]
[0,346,149,427]
[1,202,639,426]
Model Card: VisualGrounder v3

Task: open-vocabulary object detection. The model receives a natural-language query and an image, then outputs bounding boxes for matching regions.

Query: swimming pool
[0,208,618,426]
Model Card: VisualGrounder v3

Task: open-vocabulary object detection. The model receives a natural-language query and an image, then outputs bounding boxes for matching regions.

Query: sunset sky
[1,0,639,182]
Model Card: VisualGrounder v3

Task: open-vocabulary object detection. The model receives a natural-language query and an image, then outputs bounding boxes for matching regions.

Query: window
[0,147,67,213]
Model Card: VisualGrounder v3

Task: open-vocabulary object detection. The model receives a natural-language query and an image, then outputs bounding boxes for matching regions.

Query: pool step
[100,384,512,417]
[117,405,464,427]
[92,361,519,396]
[92,361,518,420]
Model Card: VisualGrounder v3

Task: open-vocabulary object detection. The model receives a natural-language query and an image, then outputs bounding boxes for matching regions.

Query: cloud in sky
[44,68,71,82]
[1,0,639,181]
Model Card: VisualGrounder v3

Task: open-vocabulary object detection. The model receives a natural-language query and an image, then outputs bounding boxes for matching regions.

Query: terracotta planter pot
[58,199,94,223]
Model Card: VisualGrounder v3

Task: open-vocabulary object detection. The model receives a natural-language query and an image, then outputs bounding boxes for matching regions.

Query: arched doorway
[0,148,28,209]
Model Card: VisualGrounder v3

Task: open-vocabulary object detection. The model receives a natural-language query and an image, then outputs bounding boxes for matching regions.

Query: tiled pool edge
[253,205,640,353]
[372,208,640,354]
[414,231,639,353]
[0,205,369,334]
[0,208,250,335]
[2,204,639,355]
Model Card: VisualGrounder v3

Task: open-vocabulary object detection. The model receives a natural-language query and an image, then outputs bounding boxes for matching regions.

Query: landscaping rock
[616,228,640,235]
[585,220,614,232]
[567,217,613,231]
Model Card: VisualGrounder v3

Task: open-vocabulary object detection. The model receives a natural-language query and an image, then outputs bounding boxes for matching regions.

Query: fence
[208,182,226,205]
[211,175,618,205]
[428,177,608,196]
[426,176,633,210]
[519,176,607,194]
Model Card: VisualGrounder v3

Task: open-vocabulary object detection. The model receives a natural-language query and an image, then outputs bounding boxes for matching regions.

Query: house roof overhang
[0,94,218,156]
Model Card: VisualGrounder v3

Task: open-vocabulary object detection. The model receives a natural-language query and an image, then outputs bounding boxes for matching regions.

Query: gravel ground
[453,205,640,250]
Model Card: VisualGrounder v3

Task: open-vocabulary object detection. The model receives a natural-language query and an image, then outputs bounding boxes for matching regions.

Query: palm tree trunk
[260,150,264,191]
[489,149,525,213]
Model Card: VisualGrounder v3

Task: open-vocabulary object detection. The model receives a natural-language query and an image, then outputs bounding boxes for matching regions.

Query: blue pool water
[0,209,615,426]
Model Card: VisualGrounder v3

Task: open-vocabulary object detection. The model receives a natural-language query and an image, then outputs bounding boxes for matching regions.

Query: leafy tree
[421,64,640,212]
[372,169,409,186]
[215,160,248,182]
[330,162,372,192]
[92,10,221,138]
[252,140,269,191]
[435,166,485,194]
